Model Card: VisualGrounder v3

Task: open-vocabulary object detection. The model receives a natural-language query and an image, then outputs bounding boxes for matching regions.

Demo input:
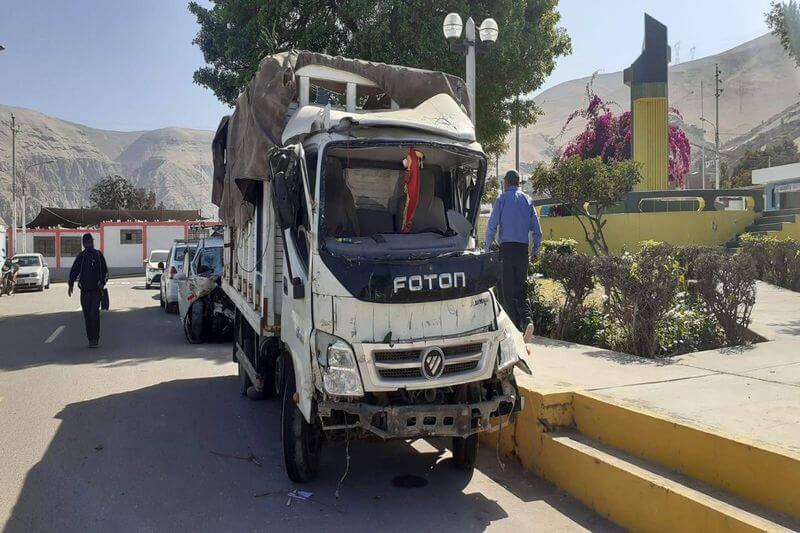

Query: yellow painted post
[632,97,669,191]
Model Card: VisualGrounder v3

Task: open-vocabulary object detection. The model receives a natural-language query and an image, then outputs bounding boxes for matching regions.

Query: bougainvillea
[561,84,691,187]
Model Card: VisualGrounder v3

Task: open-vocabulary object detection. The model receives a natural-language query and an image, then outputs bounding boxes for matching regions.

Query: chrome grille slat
[374,342,484,381]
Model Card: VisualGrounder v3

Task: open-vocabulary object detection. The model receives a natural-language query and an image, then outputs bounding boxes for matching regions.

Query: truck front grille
[373,342,484,381]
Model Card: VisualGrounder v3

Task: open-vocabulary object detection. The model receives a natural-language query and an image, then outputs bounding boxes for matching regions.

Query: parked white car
[144,249,169,289]
[160,241,196,314]
[12,253,50,291]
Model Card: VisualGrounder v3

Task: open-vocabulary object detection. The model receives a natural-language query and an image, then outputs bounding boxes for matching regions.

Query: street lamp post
[443,13,498,124]
[20,160,56,253]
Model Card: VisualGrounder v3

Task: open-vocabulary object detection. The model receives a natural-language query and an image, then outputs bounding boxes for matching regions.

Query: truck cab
[218,53,530,482]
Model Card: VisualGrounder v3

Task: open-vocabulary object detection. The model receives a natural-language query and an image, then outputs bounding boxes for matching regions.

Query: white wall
[16,231,56,267]
[147,226,186,255]
[752,162,800,185]
[103,225,144,268]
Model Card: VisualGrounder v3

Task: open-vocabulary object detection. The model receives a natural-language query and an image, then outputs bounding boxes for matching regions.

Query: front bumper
[318,381,520,439]
[15,277,41,287]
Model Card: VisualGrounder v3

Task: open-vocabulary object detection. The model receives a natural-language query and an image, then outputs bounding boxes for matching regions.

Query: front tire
[452,435,479,469]
[145,281,151,290]
[281,356,322,483]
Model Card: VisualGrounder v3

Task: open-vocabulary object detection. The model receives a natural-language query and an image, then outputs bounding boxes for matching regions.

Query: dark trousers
[80,289,101,342]
[499,242,531,330]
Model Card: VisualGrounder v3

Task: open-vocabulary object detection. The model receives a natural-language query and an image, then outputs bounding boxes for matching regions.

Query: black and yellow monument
[624,14,670,191]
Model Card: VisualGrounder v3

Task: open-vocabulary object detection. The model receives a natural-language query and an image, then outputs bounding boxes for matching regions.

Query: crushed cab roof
[282,94,475,144]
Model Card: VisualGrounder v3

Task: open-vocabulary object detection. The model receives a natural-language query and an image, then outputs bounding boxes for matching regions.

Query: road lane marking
[45,325,65,344]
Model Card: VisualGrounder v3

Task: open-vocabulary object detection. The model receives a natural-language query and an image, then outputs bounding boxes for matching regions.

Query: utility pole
[700,81,706,189]
[10,114,20,254]
[714,63,723,190]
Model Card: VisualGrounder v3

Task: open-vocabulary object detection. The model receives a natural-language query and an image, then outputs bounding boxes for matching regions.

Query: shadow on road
[0,305,228,371]
[4,376,613,532]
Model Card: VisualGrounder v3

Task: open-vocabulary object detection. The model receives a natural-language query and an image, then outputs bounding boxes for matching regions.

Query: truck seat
[324,158,360,237]
[390,169,447,233]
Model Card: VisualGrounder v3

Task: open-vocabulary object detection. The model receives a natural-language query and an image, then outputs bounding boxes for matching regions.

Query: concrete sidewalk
[525,281,800,453]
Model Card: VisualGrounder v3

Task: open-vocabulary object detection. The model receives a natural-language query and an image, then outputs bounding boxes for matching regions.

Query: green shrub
[739,233,800,290]
[694,252,757,345]
[595,242,683,357]
[676,245,725,280]
[539,238,578,256]
[539,251,595,340]
[657,293,722,355]
[570,307,605,346]
[536,238,578,275]
[526,276,556,337]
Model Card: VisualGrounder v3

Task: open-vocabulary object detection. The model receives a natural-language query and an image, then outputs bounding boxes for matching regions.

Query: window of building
[61,236,83,257]
[120,229,142,245]
[33,236,55,257]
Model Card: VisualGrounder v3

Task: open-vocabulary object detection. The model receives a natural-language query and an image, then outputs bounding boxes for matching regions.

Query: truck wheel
[452,435,479,469]
[184,301,205,344]
[259,342,277,399]
[281,357,322,483]
[238,360,252,396]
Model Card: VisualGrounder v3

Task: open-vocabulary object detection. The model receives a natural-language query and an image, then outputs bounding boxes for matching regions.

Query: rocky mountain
[501,33,800,176]
[0,104,216,226]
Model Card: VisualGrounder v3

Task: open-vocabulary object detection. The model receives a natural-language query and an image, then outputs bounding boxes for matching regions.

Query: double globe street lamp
[443,13,498,124]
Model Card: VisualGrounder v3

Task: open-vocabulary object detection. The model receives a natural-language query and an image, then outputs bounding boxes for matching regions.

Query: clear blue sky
[0,0,772,132]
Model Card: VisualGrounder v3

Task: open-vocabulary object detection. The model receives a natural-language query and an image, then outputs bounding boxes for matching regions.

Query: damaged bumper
[318,380,521,439]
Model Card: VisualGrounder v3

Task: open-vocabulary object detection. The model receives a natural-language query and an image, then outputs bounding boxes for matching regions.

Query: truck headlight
[315,331,364,397]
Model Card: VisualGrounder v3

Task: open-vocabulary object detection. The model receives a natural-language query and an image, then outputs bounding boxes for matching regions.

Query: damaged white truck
[212,52,531,482]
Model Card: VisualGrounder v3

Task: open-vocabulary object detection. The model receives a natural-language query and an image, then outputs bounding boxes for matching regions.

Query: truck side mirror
[157,261,165,270]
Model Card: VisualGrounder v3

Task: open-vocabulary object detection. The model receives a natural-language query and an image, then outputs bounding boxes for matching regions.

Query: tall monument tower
[624,14,670,191]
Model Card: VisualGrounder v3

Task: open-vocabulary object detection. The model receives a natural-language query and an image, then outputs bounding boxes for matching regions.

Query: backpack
[78,249,104,290]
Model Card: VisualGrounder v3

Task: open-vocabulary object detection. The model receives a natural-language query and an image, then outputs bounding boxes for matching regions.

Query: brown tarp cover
[212,51,470,226]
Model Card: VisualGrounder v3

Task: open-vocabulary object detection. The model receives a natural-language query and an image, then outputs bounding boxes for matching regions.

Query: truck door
[269,145,315,417]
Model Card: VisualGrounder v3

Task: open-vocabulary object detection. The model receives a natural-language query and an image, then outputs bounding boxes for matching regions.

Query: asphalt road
[0,278,617,532]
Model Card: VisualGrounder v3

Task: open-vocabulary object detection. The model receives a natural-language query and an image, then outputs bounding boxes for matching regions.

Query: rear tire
[184,301,205,344]
[238,360,252,396]
[281,356,322,483]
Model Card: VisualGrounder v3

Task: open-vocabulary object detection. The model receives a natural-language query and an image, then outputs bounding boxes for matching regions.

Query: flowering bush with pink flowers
[560,85,691,187]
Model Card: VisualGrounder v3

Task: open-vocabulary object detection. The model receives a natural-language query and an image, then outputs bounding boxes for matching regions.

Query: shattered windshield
[320,144,485,259]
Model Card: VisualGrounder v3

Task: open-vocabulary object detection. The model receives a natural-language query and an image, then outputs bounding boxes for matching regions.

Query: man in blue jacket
[485,170,542,331]
[68,233,109,348]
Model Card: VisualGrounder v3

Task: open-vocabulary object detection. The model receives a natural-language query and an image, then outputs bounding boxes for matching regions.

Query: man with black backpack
[68,233,109,348]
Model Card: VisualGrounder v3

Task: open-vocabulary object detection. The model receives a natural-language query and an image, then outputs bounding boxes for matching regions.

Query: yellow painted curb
[539,433,780,533]
[573,392,800,521]
[481,382,800,530]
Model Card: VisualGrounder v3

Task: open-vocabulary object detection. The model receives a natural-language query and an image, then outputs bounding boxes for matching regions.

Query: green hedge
[526,242,757,357]
[739,234,800,291]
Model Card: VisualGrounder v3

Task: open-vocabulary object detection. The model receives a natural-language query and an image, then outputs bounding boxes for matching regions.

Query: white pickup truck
[213,52,530,482]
